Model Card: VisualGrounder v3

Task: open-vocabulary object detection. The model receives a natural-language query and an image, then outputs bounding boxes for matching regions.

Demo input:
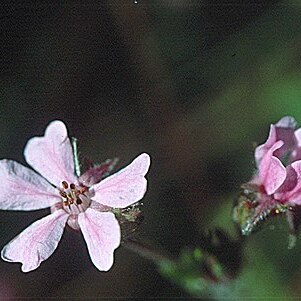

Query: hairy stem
[122,238,174,265]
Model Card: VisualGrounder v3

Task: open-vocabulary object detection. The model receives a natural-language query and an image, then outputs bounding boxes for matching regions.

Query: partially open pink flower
[252,116,301,201]
[0,121,150,272]
[233,117,301,238]
[255,116,301,167]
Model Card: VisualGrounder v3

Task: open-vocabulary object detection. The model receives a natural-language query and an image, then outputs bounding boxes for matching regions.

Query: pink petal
[294,128,301,146]
[1,209,68,272]
[275,116,297,128]
[24,120,77,187]
[255,116,297,165]
[0,160,61,210]
[278,161,301,205]
[291,128,301,161]
[276,165,298,193]
[255,124,277,165]
[92,153,150,208]
[78,208,121,271]
[259,140,286,195]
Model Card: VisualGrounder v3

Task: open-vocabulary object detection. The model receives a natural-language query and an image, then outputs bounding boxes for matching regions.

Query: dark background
[0,1,301,299]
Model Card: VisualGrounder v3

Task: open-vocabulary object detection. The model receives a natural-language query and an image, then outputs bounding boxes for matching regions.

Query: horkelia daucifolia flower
[0,121,150,272]
[233,116,301,243]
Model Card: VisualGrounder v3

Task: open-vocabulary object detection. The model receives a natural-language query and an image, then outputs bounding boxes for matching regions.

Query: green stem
[122,238,174,265]
[72,137,81,177]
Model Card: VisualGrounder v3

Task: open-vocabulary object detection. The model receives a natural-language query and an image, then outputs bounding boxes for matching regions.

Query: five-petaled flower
[233,116,301,237]
[0,121,150,272]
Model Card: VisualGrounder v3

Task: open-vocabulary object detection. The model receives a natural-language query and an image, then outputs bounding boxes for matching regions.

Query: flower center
[59,181,91,215]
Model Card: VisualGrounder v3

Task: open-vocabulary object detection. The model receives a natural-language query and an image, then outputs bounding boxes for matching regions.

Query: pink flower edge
[255,116,297,166]
[92,153,151,208]
[1,209,68,272]
[24,120,77,187]
[78,209,121,271]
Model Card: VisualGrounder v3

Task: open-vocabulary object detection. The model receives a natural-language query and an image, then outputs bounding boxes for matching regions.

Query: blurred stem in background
[124,229,243,299]
[124,213,294,300]
[116,1,301,299]
[114,0,301,298]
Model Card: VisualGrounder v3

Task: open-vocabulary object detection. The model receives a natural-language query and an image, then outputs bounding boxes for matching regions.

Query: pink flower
[0,121,150,272]
[254,116,299,166]
[233,116,301,236]
[252,116,301,199]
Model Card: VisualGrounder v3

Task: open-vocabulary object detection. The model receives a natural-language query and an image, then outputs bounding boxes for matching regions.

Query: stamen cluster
[59,181,88,207]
